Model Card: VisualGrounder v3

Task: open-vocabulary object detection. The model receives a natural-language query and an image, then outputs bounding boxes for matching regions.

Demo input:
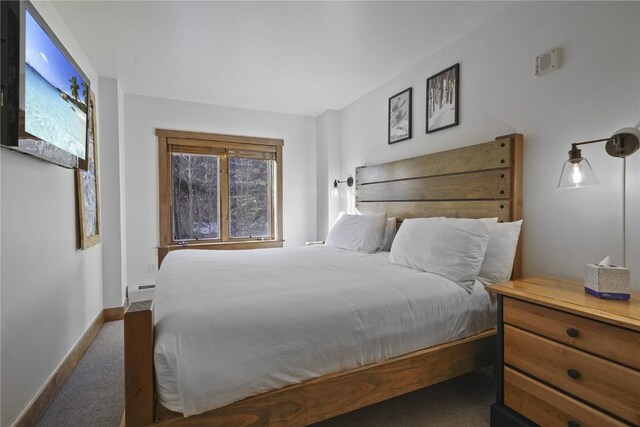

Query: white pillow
[328,212,345,231]
[389,217,491,292]
[480,218,499,224]
[379,217,397,251]
[326,212,387,253]
[477,220,523,285]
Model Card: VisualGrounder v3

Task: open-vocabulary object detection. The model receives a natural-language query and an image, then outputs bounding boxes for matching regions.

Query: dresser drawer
[503,297,640,370]
[504,324,640,425]
[504,367,626,427]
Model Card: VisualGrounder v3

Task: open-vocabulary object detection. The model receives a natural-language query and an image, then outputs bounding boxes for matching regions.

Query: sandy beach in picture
[24,9,88,159]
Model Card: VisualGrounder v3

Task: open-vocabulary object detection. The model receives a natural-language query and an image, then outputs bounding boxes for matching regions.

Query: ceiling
[53,1,512,117]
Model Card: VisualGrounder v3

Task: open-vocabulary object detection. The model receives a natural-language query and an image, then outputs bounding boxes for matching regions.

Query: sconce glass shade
[330,184,339,198]
[558,157,597,189]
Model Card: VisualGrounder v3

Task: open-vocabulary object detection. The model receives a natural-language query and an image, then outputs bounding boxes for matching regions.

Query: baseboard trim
[13,310,105,427]
[104,306,125,322]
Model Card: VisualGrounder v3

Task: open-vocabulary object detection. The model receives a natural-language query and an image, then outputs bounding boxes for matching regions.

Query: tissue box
[584,264,630,300]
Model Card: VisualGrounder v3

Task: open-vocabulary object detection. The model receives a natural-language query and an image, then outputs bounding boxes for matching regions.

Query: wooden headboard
[355,134,523,278]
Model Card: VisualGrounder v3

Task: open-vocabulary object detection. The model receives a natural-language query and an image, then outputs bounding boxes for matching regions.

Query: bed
[124,133,523,426]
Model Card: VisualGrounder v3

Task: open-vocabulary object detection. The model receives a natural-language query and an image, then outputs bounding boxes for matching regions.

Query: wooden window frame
[157,129,283,264]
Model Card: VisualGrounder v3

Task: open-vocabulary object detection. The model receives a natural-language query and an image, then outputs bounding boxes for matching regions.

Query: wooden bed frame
[124,134,523,426]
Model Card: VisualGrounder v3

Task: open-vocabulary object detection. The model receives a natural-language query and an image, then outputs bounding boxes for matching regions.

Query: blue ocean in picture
[25,64,87,159]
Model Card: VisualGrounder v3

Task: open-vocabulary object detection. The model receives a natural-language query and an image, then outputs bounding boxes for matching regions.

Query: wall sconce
[331,177,354,198]
[558,127,640,268]
[558,128,640,189]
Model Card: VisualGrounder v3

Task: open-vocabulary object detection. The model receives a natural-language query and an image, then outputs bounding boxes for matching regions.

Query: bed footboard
[150,329,496,426]
[124,300,154,426]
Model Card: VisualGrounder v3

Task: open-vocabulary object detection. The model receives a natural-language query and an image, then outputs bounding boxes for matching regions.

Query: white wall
[118,81,128,306]
[98,77,126,308]
[633,5,640,281]
[123,94,317,287]
[336,1,640,289]
[0,2,102,426]
[315,110,342,239]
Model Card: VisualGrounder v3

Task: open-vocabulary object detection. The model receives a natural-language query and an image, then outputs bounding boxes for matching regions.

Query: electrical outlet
[148,261,157,273]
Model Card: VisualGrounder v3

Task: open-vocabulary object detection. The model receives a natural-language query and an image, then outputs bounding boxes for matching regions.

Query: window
[228,156,273,238]
[158,129,283,256]
[171,152,221,241]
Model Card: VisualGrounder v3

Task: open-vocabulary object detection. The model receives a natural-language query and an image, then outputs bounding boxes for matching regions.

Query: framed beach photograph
[388,87,412,144]
[426,63,459,134]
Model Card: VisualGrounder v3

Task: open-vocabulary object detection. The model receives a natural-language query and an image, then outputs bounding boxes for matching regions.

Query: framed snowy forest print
[76,91,101,249]
[388,88,412,144]
[426,63,459,134]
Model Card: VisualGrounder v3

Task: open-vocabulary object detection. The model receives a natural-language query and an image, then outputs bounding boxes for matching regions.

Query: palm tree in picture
[81,81,88,105]
[69,76,80,101]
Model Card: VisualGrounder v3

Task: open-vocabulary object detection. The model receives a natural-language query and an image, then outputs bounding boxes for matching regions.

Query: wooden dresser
[487,277,640,427]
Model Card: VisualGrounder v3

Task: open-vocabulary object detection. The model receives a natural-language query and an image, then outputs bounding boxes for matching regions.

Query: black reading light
[558,127,640,268]
[331,177,354,198]
[558,128,640,189]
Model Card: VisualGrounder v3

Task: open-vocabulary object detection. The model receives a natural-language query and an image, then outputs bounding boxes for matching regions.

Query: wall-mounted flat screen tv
[0,1,90,169]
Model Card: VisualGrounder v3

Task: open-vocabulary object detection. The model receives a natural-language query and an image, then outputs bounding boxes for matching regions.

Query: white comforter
[153,246,496,416]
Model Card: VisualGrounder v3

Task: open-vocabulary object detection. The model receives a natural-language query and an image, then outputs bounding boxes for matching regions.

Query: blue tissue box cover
[584,287,630,300]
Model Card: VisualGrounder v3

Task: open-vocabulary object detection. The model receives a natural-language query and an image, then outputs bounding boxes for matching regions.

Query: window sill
[158,240,284,265]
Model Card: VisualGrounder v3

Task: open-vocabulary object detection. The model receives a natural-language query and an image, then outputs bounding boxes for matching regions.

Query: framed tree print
[388,87,412,144]
[76,91,101,249]
[426,63,459,133]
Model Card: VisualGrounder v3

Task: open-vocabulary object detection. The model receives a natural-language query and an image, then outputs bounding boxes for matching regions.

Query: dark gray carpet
[38,320,124,427]
[38,320,494,426]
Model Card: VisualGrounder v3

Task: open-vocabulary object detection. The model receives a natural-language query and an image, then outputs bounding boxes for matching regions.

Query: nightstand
[487,277,640,427]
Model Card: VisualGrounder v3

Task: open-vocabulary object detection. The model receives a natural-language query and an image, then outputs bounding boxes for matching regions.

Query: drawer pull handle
[568,421,579,427]
[566,327,579,338]
[567,369,580,379]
